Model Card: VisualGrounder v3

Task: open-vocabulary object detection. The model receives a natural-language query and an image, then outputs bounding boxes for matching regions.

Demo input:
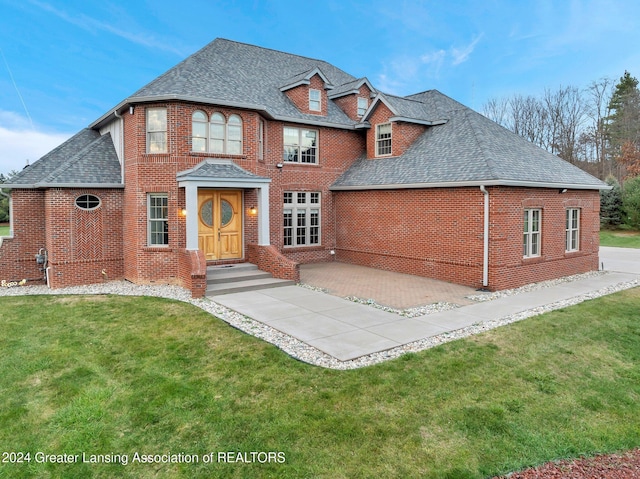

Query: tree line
[483,71,640,229]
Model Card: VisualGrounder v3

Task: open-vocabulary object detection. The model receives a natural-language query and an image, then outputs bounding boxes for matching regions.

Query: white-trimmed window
[566,208,580,252]
[75,194,101,211]
[191,111,243,154]
[147,108,167,153]
[309,89,321,111]
[376,123,392,156]
[523,209,541,258]
[357,97,368,117]
[283,192,320,247]
[148,193,169,246]
[283,127,318,163]
[192,110,208,152]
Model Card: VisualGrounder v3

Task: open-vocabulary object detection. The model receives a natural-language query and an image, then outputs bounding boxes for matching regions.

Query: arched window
[227,114,243,155]
[191,110,244,155]
[210,113,226,153]
[192,111,208,152]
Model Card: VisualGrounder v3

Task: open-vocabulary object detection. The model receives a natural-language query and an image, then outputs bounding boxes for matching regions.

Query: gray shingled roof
[176,159,269,183]
[4,129,122,188]
[123,39,357,128]
[332,90,606,190]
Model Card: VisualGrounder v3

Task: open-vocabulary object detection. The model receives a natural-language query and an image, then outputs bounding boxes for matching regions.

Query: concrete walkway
[213,248,639,361]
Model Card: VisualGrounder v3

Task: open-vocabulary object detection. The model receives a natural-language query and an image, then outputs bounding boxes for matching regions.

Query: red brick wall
[120,102,365,288]
[0,189,46,283]
[488,187,600,290]
[44,188,124,288]
[283,74,328,116]
[334,187,601,291]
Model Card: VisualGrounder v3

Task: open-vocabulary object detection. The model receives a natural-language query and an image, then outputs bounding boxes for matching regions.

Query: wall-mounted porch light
[248,206,258,216]
[179,208,187,217]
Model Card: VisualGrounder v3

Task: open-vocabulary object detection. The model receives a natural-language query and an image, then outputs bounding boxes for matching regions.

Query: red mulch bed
[493,449,640,478]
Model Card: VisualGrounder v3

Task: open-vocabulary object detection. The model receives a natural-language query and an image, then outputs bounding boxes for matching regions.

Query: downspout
[480,185,489,288]
[113,109,125,183]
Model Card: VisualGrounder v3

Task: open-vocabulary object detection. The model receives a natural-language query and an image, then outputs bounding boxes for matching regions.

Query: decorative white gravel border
[0,271,637,370]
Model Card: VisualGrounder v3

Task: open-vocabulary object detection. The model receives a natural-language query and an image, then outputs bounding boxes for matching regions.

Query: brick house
[0,39,607,296]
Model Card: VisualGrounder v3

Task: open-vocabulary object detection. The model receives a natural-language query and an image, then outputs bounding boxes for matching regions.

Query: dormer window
[309,89,321,111]
[357,97,368,117]
[376,123,392,156]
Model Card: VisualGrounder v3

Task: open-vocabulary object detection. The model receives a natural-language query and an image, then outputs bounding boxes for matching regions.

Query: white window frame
[357,97,368,117]
[191,111,243,155]
[283,127,318,164]
[283,192,320,247]
[376,123,392,156]
[192,110,208,152]
[566,208,580,252]
[146,108,167,153]
[523,209,541,258]
[148,193,169,246]
[309,89,321,111]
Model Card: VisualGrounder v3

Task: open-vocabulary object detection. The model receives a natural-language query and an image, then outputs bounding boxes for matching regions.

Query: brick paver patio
[299,262,478,309]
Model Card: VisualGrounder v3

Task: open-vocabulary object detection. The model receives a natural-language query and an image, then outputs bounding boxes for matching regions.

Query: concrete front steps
[205,263,296,296]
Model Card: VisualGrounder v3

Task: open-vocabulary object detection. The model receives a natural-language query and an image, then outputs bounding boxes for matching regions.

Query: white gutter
[330,179,611,191]
[480,185,489,288]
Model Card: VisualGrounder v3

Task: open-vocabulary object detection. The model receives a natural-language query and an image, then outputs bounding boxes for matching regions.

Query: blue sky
[1,0,639,174]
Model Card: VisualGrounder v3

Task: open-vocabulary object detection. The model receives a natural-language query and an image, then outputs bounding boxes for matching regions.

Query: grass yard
[600,229,640,248]
[0,225,9,236]
[0,289,639,479]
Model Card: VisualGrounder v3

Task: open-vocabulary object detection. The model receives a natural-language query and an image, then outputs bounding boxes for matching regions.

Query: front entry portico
[177,159,272,256]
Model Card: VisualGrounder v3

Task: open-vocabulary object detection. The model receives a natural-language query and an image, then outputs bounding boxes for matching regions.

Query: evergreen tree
[622,175,640,229]
[600,175,623,227]
[606,71,640,161]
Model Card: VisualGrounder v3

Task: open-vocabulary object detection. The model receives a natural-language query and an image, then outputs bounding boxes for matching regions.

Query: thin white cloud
[451,34,484,66]
[0,111,71,175]
[27,0,185,56]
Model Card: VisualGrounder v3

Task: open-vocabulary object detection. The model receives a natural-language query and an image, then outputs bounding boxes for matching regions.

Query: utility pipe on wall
[480,185,489,288]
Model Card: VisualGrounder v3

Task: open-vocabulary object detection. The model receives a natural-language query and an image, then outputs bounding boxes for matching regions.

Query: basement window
[75,194,101,211]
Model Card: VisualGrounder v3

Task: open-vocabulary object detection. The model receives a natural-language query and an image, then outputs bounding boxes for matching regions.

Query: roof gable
[279,67,334,92]
[4,130,122,188]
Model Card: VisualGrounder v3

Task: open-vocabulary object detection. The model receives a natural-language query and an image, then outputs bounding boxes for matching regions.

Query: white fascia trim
[327,78,376,99]
[389,116,448,126]
[330,179,610,191]
[178,179,270,189]
[279,79,310,92]
[90,96,359,131]
[360,94,399,122]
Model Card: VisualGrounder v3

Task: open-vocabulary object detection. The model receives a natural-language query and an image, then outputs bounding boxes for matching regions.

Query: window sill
[522,255,544,264]
[283,245,323,251]
[144,246,171,252]
[190,152,246,159]
[283,161,320,167]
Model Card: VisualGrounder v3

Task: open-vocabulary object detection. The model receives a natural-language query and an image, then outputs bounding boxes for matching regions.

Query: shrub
[622,175,640,229]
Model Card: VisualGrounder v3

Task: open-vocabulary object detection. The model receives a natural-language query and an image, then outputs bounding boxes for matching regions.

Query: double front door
[198,190,242,260]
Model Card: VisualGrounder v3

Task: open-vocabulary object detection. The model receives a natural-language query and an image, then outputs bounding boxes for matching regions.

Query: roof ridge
[462,108,499,180]
[214,38,333,67]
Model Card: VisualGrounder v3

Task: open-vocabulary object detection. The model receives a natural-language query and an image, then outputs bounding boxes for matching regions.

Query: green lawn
[1,290,639,479]
[0,225,9,236]
[600,229,640,248]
